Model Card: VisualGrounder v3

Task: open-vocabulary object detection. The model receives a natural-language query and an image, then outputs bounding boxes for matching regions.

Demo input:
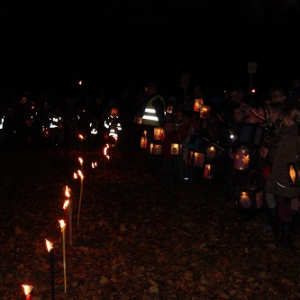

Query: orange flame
[59,219,66,230]
[78,134,84,140]
[22,285,33,295]
[63,200,69,210]
[78,157,83,165]
[64,185,71,197]
[77,170,84,180]
[45,239,53,252]
[73,172,78,179]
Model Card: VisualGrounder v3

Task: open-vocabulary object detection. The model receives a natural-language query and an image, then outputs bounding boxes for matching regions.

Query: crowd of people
[1,76,300,247]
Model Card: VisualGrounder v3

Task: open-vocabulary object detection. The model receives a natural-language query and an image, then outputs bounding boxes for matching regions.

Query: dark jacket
[264,123,300,198]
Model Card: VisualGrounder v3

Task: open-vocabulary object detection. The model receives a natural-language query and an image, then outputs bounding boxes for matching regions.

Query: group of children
[145,89,300,247]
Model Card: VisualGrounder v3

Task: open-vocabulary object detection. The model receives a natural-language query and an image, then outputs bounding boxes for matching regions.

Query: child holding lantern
[264,103,300,246]
[162,120,181,186]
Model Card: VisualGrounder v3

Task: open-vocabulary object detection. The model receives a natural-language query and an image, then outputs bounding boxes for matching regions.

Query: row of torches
[22,138,110,299]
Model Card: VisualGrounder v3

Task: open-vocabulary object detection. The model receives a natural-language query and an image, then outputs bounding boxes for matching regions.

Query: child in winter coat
[162,120,181,186]
[264,103,300,246]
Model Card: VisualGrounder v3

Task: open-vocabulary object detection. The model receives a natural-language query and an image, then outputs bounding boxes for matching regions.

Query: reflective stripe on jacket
[142,95,165,126]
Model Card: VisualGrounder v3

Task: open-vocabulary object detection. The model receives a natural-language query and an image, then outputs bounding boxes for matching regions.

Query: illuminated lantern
[200,105,210,118]
[153,144,163,155]
[238,186,263,212]
[110,108,118,117]
[206,146,216,160]
[288,161,300,187]
[234,149,250,171]
[193,99,204,112]
[203,164,212,179]
[170,143,182,155]
[154,127,165,141]
[149,143,154,154]
[140,137,147,149]
[189,150,205,168]
[166,106,174,114]
[140,130,147,149]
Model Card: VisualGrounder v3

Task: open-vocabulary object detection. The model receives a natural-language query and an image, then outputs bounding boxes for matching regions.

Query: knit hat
[248,107,267,123]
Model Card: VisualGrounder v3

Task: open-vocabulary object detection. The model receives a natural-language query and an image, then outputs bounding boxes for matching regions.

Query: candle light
[64,186,72,247]
[22,285,33,300]
[59,220,67,293]
[45,239,55,300]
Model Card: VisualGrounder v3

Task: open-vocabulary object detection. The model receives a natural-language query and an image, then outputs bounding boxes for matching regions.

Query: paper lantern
[238,186,263,212]
[140,130,147,148]
[149,143,154,154]
[110,107,118,116]
[140,137,147,149]
[288,161,300,187]
[203,164,212,179]
[200,105,210,118]
[189,150,205,168]
[153,144,162,155]
[166,106,174,114]
[170,143,182,155]
[234,149,250,171]
[206,146,216,160]
[154,127,165,141]
[193,99,204,112]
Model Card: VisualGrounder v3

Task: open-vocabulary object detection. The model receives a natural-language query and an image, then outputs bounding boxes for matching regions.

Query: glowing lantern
[110,107,118,116]
[234,149,250,171]
[140,130,147,149]
[200,105,210,118]
[153,144,163,155]
[238,186,263,212]
[194,99,204,112]
[154,127,165,141]
[170,143,182,155]
[188,150,205,168]
[149,143,154,154]
[203,164,212,179]
[206,146,216,160]
[288,161,300,187]
[166,106,174,114]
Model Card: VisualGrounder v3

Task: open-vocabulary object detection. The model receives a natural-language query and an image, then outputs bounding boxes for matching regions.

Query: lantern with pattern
[238,186,263,212]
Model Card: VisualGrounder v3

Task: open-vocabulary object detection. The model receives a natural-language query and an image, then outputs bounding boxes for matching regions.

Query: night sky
[1,1,300,94]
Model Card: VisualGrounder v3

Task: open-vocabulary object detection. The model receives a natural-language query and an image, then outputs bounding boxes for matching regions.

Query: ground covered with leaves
[1,144,300,300]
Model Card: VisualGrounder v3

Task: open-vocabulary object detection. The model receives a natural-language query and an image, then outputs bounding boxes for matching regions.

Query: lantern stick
[59,220,67,293]
[45,239,55,300]
[202,137,225,152]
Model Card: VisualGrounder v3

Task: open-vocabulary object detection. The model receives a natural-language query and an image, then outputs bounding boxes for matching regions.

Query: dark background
[1,1,300,94]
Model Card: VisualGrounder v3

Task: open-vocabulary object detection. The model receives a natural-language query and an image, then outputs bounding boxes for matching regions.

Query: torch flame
[64,186,71,198]
[77,169,84,179]
[45,239,53,252]
[103,147,108,156]
[22,285,33,295]
[63,200,69,210]
[73,172,78,179]
[59,219,66,230]
[78,134,84,140]
[78,157,83,165]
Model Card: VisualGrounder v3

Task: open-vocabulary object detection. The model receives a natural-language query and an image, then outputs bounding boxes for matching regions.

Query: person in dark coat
[264,103,300,246]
